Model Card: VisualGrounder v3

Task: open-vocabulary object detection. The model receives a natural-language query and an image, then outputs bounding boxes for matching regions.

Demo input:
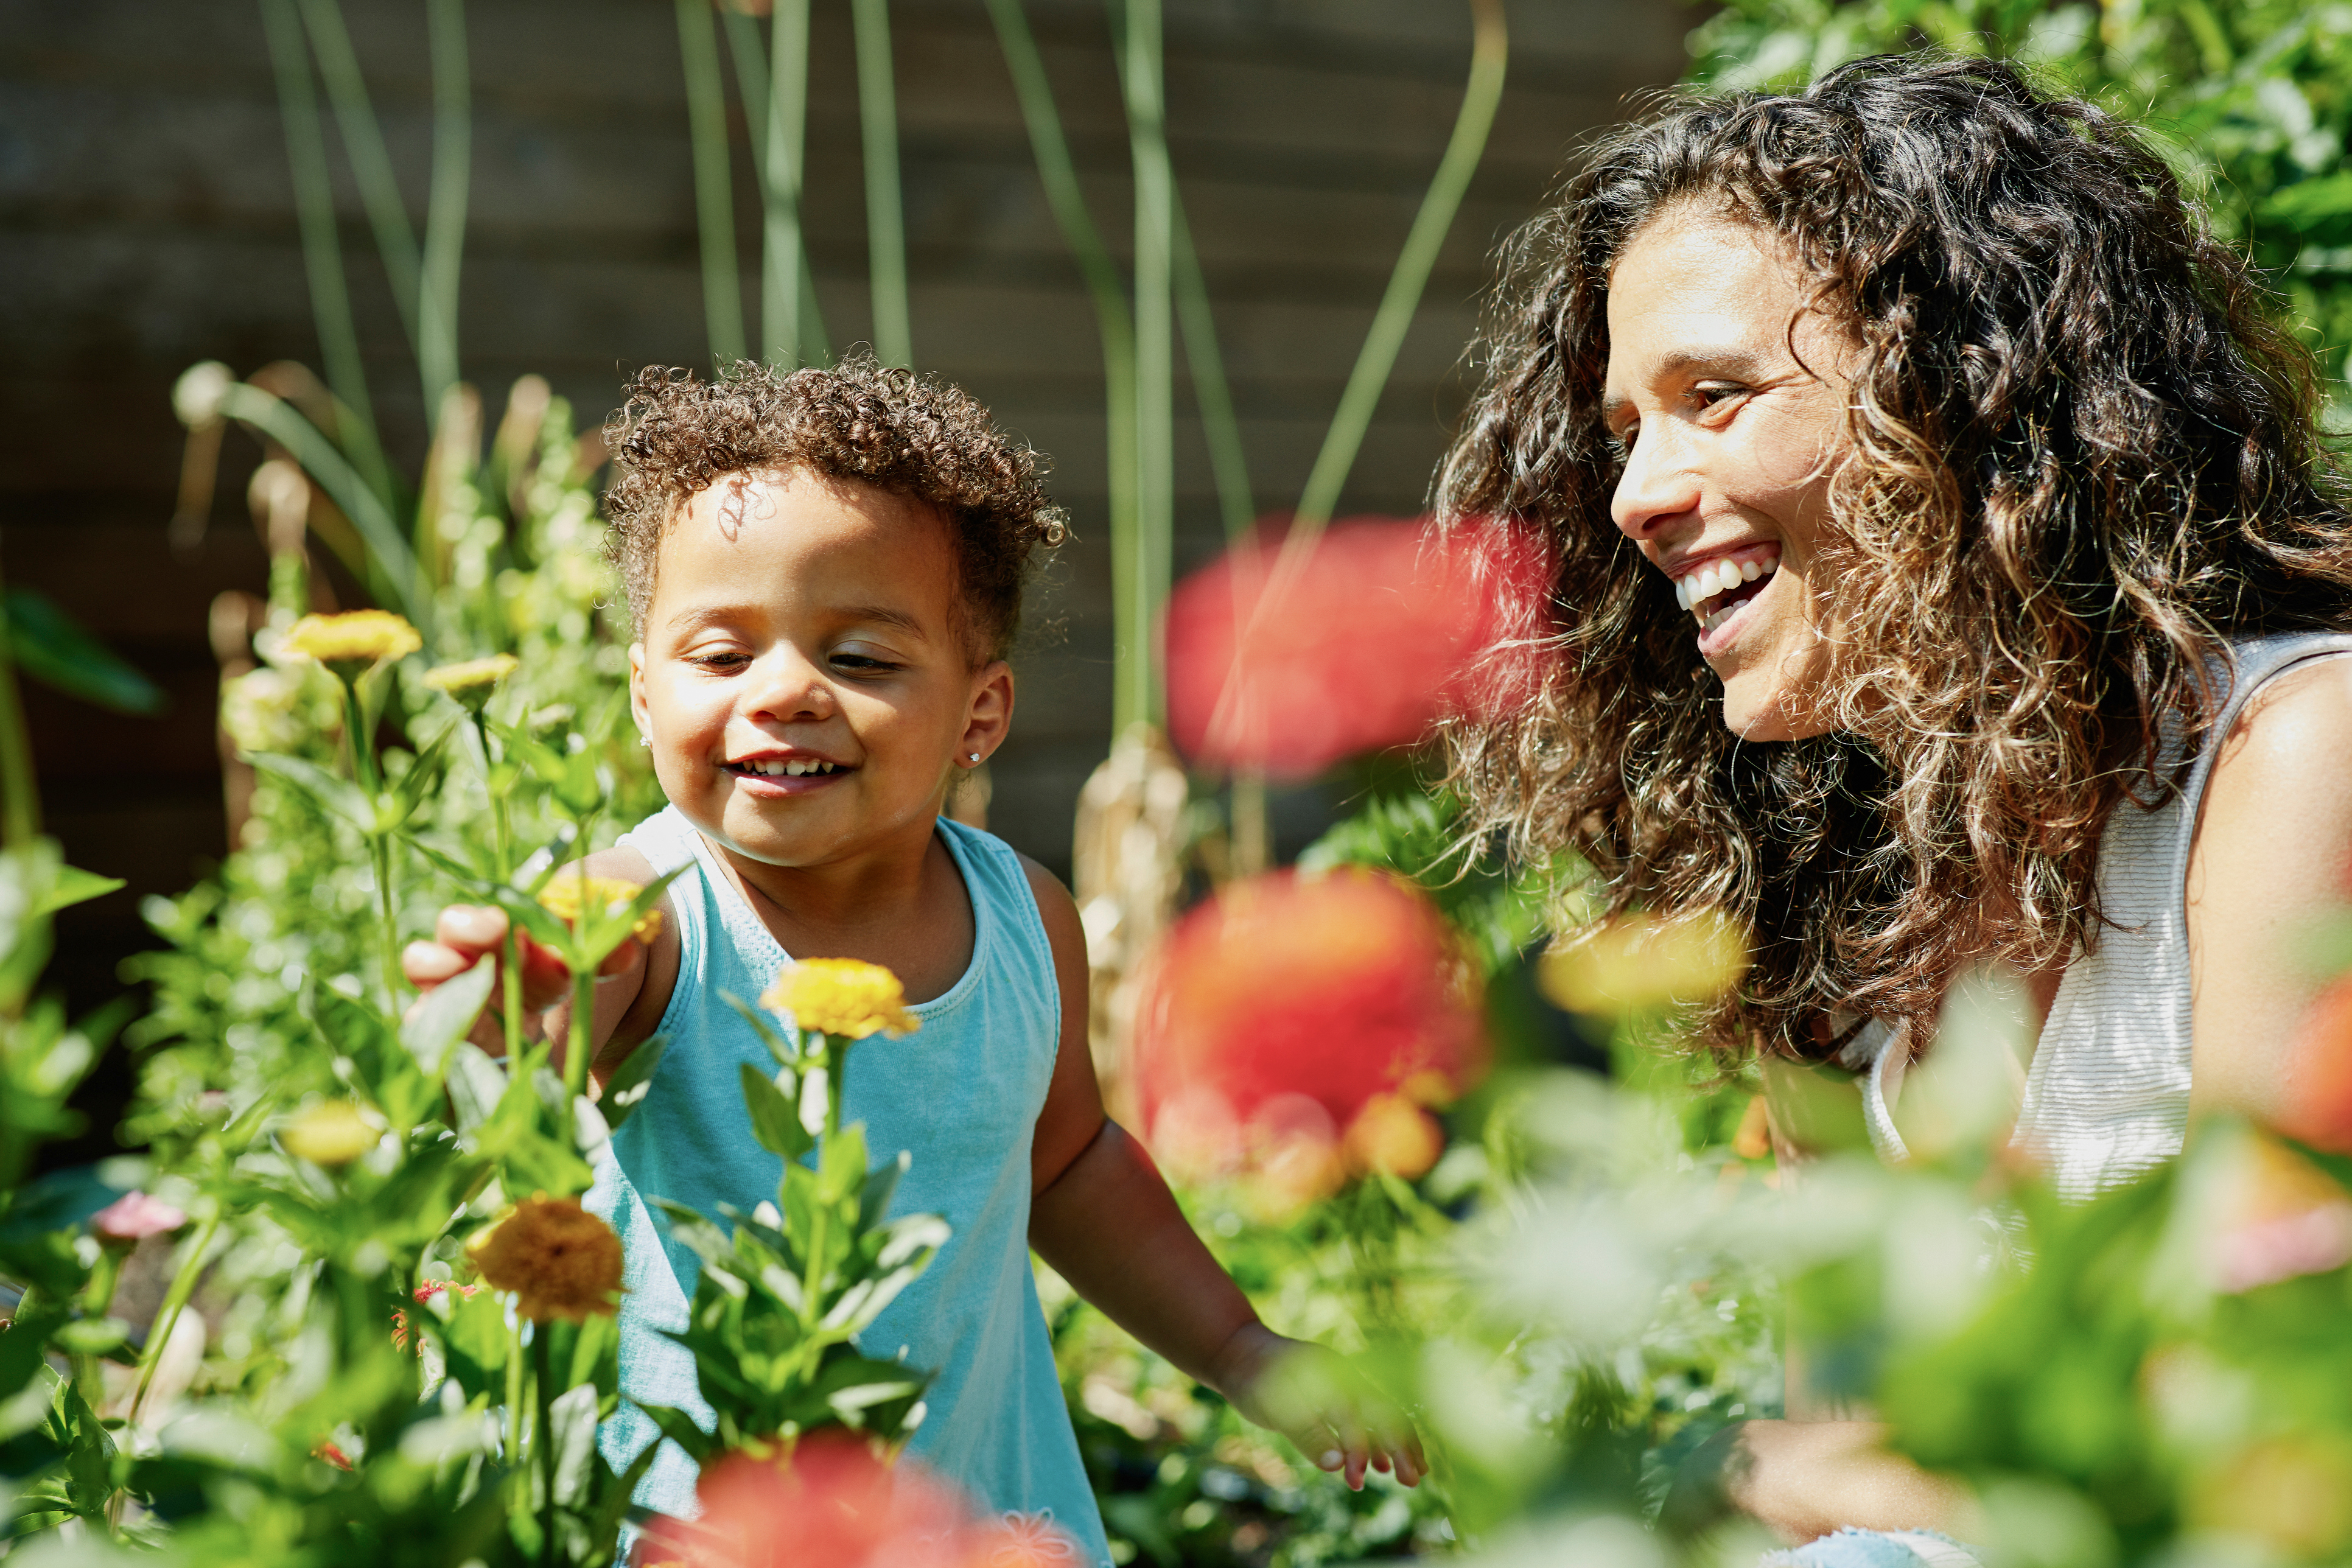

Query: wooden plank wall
[0,0,1690,1036]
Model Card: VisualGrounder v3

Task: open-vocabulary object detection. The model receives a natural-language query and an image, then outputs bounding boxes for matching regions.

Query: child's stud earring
[639,735,652,749]
[968,752,981,764]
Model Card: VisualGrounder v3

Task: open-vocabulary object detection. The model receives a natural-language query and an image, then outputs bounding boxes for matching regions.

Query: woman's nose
[1609,425,1701,542]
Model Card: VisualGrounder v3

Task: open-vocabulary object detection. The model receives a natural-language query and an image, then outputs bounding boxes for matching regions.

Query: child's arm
[1018,860,1425,1491]
[400,845,678,1088]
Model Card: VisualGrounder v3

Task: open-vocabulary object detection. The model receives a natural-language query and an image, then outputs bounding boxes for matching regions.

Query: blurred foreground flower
[467,1194,624,1322]
[2207,1131,2352,1293]
[1537,908,1749,1016]
[278,609,422,675]
[391,1280,483,1351]
[637,1435,1079,1567]
[539,873,664,945]
[1163,516,1550,779]
[91,1191,187,1244]
[1130,869,1484,1203]
[763,958,920,1040]
[281,1099,378,1165]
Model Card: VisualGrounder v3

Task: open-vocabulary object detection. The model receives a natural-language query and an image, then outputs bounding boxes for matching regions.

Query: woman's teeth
[741,758,839,777]
[1671,551,1780,630]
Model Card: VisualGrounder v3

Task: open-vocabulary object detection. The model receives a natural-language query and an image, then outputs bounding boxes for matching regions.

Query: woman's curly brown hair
[1437,52,2352,1064]
[602,354,1067,660]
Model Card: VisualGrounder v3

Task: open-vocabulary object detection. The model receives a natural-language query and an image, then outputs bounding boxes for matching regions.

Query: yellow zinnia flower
[279,610,424,671]
[282,1100,378,1165]
[466,1194,624,1322]
[421,653,519,703]
[761,958,920,1040]
[537,874,663,944]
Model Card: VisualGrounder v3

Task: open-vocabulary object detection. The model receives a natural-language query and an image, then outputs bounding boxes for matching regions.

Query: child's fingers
[401,939,476,991]
[516,930,574,1012]
[434,903,510,958]
[1338,1413,1370,1490]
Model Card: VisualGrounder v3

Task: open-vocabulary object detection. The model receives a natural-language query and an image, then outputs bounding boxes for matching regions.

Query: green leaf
[722,989,801,1068]
[546,1382,602,1510]
[399,959,495,1079]
[739,1062,813,1161]
[29,865,124,920]
[248,751,371,828]
[444,1044,509,1135]
[633,1402,718,1465]
[600,1035,667,1132]
[3,588,167,717]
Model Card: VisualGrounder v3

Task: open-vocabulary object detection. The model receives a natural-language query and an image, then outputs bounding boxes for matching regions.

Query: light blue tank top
[585,806,1111,1566]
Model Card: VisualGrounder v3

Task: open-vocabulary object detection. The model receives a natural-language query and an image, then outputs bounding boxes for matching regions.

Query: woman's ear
[959,660,1015,767]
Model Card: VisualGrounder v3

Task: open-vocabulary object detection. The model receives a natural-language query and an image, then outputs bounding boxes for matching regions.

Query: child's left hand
[1211,1323,1427,1490]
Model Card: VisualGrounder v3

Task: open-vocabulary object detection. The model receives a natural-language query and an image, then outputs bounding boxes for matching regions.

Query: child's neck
[703,810,976,1006]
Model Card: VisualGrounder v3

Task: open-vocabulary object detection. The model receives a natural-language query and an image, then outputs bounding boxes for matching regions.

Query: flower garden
[5,1,2352,1565]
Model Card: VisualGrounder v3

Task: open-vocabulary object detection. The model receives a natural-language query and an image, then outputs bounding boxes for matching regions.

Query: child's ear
[628,643,653,746]
[959,659,1014,767]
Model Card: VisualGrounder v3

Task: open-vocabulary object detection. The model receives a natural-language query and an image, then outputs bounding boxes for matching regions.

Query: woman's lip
[1695,569,1773,658]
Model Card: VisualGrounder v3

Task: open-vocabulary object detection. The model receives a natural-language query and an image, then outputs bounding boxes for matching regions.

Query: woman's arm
[400,844,679,1089]
[2186,656,2352,1124]
[1017,858,1424,1489]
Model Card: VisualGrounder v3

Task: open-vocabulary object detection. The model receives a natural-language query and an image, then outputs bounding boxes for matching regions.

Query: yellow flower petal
[537,874,663,944]
[283,1100,377,1166]
[760,958,920,1040]
[421,653,519,697]
[279,611,424,669]
[467,1194,624,1323]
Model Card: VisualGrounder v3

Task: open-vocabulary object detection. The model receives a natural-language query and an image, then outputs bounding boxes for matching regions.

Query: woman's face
[1603,208,1855,740]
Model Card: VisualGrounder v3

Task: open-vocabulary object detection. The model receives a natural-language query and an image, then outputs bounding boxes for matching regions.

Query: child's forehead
[650,469,963,623]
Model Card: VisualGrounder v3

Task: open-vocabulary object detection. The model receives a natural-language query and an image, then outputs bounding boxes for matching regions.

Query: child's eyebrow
[835,604,931,641]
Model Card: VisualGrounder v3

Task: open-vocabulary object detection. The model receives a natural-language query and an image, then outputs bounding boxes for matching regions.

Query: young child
[404,358,1421,1561]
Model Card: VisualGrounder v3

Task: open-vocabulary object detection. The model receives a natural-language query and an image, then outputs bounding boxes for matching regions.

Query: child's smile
[628,467,1010,880]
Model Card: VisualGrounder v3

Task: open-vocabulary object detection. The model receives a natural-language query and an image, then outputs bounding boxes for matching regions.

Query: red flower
[312,1439,353,1471]
[1129,869,1485,1195]
[1163,516,1551,780]
[648,1435,977,1568]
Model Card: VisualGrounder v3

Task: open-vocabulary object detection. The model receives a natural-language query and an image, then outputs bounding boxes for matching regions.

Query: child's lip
[723,757,853,794]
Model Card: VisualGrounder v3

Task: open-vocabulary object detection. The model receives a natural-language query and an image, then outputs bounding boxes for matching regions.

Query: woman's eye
[1605,425,1636,461]
[1693,383,1746,413]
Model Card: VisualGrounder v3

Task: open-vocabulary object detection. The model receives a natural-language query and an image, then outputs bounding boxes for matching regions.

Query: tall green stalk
[851,0,914,367]
[983,0,1142,736]
[1119,0,1175,732]
[1281,0,1507,558]
[419,0,472,430]
[676,0,747,366]
[762,0,812,367]
[295,0,423,352]
[261,0,396,512]
[721,4,831,366]
[0,564,37,849]
[1172,198,1253,540]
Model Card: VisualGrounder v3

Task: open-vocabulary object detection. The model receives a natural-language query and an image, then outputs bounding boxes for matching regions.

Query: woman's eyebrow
[1601,345,1776,427]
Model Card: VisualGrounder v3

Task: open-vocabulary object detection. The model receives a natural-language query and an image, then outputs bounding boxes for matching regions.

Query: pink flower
[1164,516,1550,779]
[1129,869,1485,1193]
[90,1191,188,1244]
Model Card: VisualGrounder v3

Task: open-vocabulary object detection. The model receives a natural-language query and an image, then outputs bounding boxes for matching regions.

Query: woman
[1438,52,2352,1556]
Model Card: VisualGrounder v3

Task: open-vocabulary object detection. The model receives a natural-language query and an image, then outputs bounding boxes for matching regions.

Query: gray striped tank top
[1849,631,2352,1199]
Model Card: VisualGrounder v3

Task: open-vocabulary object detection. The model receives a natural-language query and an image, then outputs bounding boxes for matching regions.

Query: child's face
[628,468,1010,872]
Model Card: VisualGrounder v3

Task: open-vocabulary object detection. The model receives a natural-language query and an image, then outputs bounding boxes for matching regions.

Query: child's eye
[830,651,901,674]
[687,649,750,671]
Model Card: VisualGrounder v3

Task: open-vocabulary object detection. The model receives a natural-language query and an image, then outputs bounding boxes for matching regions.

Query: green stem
[293,0,424,350]
[1119,0,1173,733]
[262,0,397,513]
[0,577,40,848]
[1286,0,1507,547]
[762,0,811,367]
[676,0,747,366]
[982,0,1142,729]
[505,1312,526,1464]
[850,0,912,367]
[1171,197,1253,539]
[419,0,471,432]
[533,1325,556,1567]
[128,1215,221,1428]
[373,833,401,1008]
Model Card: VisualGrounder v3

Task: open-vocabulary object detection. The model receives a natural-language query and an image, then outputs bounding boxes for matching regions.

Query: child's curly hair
[601,355,1068,661]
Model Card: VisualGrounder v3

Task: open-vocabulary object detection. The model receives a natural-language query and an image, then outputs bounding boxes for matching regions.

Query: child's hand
[400,904,618,1053]
[1213,1323,1426,1490]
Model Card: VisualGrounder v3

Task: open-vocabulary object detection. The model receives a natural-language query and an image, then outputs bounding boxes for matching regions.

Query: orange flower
[466,1195,624,1322]
[1164,516,1550,779]
[657,1436,975,1567]
[1129,869,1484,1190]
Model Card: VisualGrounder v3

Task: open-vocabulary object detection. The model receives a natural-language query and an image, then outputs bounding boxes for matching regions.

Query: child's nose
[744,647,836,721]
